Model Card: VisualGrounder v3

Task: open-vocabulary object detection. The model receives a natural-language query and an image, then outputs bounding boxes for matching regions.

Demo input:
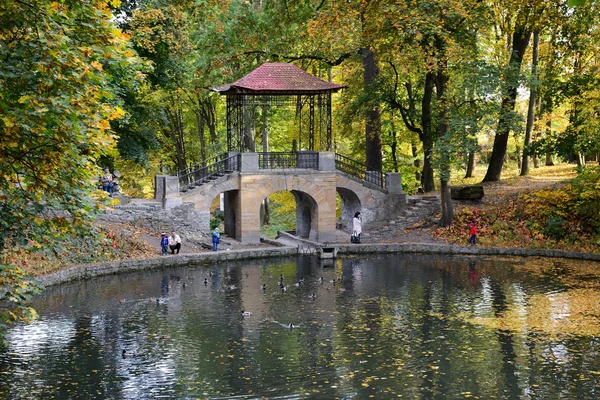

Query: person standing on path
[101,167,114,197]
[160,233,169,255]
[169,231,181,254]
[352,211,362,244]
[212,228,221,251]
[468,222,478,246]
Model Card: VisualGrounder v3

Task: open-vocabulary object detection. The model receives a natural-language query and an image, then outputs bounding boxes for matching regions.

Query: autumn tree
[0,0,139,329]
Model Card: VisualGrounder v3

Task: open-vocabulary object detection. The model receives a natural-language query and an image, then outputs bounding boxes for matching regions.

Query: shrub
[544,216,567,240]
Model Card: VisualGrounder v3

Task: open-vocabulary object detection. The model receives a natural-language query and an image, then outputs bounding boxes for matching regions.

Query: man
[169,231,182,254]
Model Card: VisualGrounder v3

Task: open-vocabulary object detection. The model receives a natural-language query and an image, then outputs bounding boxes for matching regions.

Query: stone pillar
[163,176,182,210]
[386,172,403,193]
[238,197,261,244]
[239,152,259,172]
[315,177,338,243]
[318,152,335,171]
[385,172,406,217]
[155,175,167,202]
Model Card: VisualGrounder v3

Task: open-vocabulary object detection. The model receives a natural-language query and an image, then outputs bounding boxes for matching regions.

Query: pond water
[0,254,599,399]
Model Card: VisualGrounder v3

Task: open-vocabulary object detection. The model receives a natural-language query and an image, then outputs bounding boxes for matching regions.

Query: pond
[0,254,599,399]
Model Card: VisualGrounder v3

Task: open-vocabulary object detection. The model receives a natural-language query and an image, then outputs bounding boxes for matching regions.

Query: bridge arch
[335,175,389,227]
[243,174,334,242]
[176,165,403,244]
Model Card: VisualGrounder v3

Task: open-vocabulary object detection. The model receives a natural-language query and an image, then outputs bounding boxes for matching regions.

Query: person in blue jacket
[212,228,221,251]
[160,233,169,255]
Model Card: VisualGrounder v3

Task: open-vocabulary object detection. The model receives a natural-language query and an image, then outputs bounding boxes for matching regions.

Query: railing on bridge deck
[257,152,319,170]
[177,151,386,192]
[178,153,240,192]
[334,153,386,191]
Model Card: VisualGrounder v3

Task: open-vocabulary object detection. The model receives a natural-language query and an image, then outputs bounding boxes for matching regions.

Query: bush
[570,166,600,229]
[544,216,567,240]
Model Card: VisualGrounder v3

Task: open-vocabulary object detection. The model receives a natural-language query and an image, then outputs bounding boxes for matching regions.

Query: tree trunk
[483,26,532,182]
[465,152,475,178]
[195,113,206,162]
[544,102,554,166]
[411,139,422,182]
[435,36,453,227]
[421,72,436,192]
[521,30,540,176]
[390,117,399,172]
[165,100,187,172]
[361,47,382,171]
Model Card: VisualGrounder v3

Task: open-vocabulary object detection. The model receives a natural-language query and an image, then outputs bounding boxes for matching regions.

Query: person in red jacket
[468,222,478,246]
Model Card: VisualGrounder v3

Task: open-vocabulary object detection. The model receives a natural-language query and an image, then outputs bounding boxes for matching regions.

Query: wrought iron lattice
[258,152,319,169]
[225,93,333,153]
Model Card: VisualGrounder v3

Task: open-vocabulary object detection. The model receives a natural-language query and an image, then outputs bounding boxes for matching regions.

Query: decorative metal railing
[334,153,386,190]
[178,154,240,192]
[177,152,385,192]
[258,152,319,169]
[176,153,228,178]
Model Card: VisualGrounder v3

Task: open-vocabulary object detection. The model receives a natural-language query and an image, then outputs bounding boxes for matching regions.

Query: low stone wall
[97,202,210,242]
[39,247,299,287]
[38,243,600,288]
[336,243,600,261]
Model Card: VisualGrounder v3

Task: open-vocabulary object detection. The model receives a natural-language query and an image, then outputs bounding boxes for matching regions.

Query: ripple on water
[0,255,598,399]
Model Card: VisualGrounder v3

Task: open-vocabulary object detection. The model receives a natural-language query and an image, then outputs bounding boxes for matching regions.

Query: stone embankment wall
[97,202,210,242]
[40,247,299,287]
[39,243,600,288]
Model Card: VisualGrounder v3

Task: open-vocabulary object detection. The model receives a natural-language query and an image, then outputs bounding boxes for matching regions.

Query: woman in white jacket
[352,211,362,243]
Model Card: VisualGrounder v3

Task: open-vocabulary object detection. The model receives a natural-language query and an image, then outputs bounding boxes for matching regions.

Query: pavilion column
[326,93,333,151]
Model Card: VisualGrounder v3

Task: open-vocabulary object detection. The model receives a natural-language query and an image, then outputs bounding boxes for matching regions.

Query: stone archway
[222,190,240,240]
[291,190,318,240]
[336,187,362,230]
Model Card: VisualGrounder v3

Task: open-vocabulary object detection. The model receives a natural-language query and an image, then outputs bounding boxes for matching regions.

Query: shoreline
[38,242,600,288]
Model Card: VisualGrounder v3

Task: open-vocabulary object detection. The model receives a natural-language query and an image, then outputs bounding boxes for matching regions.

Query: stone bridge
[155,152,406,244]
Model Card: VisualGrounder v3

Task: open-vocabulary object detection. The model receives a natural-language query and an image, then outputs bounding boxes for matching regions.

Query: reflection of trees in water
[3,255,599,398]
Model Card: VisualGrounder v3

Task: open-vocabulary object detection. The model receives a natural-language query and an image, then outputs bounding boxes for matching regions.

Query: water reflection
[0,254,599,399]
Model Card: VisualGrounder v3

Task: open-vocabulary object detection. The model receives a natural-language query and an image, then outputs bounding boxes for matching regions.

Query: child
[212,228,220,251]
[468,222,478,246]
[160,232,169,255]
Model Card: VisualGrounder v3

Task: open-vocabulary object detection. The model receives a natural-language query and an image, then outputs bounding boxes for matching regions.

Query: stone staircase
[362,195,440,243]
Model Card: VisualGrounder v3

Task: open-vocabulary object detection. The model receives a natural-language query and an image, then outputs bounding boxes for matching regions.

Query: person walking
[169,231,181,254]
[211,227,221,251]
[352,211,362,244]
[160,233,169,255]
[468,222,478,246]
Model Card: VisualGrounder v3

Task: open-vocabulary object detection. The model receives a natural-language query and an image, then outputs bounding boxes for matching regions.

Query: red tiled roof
[214,63,345,94]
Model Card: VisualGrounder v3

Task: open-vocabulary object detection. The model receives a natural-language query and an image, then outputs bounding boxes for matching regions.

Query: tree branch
[242,50,355,67]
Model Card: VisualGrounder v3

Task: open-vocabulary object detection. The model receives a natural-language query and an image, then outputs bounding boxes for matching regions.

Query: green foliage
[570,166,600,230]
[0,0,141,330]
[260,192,296,238]
[210,212,224,231]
